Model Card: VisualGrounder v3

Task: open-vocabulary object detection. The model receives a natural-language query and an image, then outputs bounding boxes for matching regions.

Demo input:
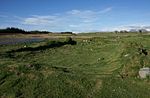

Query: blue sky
[0,0,150,32]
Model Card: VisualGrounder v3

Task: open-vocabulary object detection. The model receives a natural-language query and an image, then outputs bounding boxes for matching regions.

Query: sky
[0,0,150,32]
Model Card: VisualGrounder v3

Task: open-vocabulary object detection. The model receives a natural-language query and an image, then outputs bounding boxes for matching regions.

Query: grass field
[0,33,150,98]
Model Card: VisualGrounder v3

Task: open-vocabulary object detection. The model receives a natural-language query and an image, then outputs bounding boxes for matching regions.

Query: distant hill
[129,29,148,33]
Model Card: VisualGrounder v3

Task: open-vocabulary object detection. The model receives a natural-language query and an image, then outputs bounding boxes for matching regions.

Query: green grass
[0,33,150,98]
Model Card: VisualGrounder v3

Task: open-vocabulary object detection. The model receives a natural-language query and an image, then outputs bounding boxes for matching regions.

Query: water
[0,38,44,45]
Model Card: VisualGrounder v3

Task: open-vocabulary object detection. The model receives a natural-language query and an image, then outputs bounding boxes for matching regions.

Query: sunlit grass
[0,33,150,98]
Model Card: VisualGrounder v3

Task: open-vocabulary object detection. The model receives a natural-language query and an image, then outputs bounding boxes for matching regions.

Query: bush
[65,37,77,45]
[0,27,26,34]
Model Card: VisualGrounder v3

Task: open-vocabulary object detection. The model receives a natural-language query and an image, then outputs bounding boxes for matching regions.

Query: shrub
[65,37,77,45]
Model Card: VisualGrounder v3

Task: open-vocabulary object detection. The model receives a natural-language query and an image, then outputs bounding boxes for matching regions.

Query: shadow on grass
[7,39,76,53]
[52,66,71,73]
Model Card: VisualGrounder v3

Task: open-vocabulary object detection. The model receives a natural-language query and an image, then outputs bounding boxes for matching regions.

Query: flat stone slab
[139,67,150,78]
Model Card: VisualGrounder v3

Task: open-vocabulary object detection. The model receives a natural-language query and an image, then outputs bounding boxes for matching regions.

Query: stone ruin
[139,67,150,78]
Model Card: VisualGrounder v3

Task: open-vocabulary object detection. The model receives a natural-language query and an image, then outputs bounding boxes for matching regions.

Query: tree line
[0,27,74,34]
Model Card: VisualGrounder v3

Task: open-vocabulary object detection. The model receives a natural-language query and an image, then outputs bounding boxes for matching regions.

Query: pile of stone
[139,67,150,78]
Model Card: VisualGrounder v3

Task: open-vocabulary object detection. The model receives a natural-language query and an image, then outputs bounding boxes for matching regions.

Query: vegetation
[0,33,150,98]
[60,32,73,34]
[0,27,51,34]
[29,30,51,34]
[0,27,26,34]
[0,27,78,35]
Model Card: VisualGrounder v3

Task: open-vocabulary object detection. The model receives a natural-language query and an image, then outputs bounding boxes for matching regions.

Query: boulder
[139,67,150,78]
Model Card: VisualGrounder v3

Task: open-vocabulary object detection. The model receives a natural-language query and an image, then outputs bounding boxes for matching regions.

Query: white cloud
[126,25,150,31]
[22,10,96,26]
[23,15,58,25]
[67,10,96,19]
[99,7,112,14]
[67,10,81,15]
[23,17,48,25]
[101,24,150,32]
[69,24,79,28]
[67,7,112,19]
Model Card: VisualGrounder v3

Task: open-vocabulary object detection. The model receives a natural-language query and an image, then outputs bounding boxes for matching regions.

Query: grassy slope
[0,33,150,98]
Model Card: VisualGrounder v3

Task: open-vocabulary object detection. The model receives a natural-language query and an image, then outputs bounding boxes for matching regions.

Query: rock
[24,45,27,48]
[97,58,101,61]
[83,40,88,42]
[124,54,129,57]
[139,67,150,78]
